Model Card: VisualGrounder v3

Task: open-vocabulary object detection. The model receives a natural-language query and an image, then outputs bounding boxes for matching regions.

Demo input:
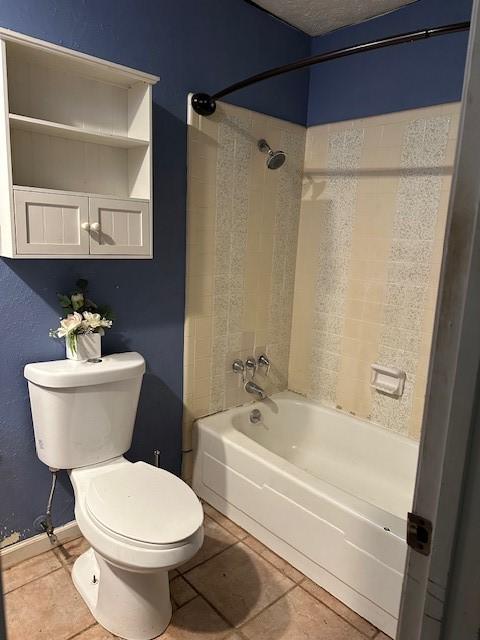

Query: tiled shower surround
[184,101,306,477]
[184,101,460,476]
[289,103,460,438]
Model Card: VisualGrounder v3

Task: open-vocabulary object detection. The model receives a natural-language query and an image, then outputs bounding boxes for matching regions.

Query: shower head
[258,139,286,170]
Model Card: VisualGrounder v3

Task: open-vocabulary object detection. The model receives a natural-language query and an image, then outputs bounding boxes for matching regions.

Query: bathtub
[193,390,419,638]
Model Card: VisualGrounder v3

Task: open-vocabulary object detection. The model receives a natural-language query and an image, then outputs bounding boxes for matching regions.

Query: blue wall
[0,0,310,543]
[307,0,473,126]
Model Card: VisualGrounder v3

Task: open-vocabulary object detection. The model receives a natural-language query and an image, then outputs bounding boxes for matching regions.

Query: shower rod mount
[191,21,470,117]
[191,93,217,117]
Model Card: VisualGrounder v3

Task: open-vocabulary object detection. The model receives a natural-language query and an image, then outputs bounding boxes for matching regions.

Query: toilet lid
[86,462,204,545]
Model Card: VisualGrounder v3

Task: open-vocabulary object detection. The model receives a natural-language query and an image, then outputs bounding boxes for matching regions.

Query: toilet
[24,352,204,640]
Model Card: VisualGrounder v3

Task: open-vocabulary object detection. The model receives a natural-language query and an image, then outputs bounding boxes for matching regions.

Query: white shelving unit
[0,28,159,258]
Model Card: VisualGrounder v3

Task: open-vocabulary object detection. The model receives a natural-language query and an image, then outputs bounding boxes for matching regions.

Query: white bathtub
[193,390,419,638]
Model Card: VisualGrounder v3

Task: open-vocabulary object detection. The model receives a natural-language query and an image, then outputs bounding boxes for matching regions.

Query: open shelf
[10,126,151,199]
[9,114,150,149]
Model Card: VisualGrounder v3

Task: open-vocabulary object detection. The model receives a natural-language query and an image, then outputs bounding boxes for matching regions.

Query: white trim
[2,253,152,260]
[0,27,159,85]
[12,185,148,203]
[397,0,480,637]
[0,520,81,569]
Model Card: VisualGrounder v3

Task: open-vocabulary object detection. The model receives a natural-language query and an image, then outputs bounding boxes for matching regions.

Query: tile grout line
[2,563,65,596]
[239,538,305,585]
[202,506,249,541]
[65,621,98,640]
[177,507,249,575]
[179,538,240,575]
[169,571,197,609]
[182,570,299,638]
[180,558,249,633]
[297,580,378,638]
[235,582,299,635]
[172,591,236,635]
[53,544,76,567]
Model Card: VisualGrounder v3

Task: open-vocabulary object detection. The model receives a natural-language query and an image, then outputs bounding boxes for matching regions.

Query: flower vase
[66,332,102,361]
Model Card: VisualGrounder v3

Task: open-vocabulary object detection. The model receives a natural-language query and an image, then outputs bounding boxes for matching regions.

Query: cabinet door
[14,190,89,255]
[88,197,150,256]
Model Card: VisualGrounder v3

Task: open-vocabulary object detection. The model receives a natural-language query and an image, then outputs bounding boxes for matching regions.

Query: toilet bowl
[24,352,203,640]
[70,457,203,639]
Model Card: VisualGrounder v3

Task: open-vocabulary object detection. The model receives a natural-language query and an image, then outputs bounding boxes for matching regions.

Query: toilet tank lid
[24,352,145,388]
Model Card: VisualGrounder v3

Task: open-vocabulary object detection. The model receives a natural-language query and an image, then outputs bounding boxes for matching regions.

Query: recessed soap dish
[370,363,406,398]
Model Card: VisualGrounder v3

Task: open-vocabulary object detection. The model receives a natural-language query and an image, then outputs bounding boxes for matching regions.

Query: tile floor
[2,502,391,640]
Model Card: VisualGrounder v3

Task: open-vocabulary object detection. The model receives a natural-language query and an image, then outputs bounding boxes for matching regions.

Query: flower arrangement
[49,279,113,356]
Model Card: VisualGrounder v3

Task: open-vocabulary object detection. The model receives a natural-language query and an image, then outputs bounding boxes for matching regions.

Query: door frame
[397,0,480,637]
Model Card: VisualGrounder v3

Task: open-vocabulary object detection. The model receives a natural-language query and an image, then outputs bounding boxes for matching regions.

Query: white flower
[56,312,83,337]
[71,293,84,311]
[82,311,113,333]
[82,311,102,329]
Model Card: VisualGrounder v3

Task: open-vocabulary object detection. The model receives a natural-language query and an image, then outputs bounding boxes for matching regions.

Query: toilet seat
[86,461,203,546]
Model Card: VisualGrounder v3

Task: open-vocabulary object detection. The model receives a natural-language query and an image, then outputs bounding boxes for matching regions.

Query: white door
[88,197,150,256]
[397,2,480,638]
[14,189,89,255]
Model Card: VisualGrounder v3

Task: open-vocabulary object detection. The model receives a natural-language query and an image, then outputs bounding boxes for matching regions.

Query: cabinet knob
[81,222,90,231]
[90,222,100,232]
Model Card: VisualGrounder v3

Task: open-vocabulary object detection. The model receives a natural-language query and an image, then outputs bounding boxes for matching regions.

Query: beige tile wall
[184,100,460,479]
[289,103,461,439]
[183,100,306,479]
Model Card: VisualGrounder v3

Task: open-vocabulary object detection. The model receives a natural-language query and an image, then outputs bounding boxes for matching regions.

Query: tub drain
[250,409,262,424]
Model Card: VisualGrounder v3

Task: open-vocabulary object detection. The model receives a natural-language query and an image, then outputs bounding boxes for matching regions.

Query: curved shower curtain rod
[191,21,470,117]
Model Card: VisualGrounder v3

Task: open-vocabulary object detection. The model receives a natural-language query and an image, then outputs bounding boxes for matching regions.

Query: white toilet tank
[24,352,145,470]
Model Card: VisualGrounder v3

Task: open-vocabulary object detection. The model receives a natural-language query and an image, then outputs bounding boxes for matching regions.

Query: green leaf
[76,278,88,291]
[57,294,72,309]
[97,305,114,321]
[84,298,98,311]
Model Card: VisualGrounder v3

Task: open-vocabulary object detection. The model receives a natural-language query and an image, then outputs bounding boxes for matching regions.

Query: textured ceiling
[252,0,418,36]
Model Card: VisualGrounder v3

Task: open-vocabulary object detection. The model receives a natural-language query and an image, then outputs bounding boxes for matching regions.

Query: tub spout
[245,380,267,400]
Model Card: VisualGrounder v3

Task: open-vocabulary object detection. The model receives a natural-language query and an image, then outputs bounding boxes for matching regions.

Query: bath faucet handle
[258,354,271,376]
[232,359,246,382]
[245,357,257,377]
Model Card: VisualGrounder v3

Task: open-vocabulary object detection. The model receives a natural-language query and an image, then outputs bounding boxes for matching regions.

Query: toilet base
[72,548,172,640]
